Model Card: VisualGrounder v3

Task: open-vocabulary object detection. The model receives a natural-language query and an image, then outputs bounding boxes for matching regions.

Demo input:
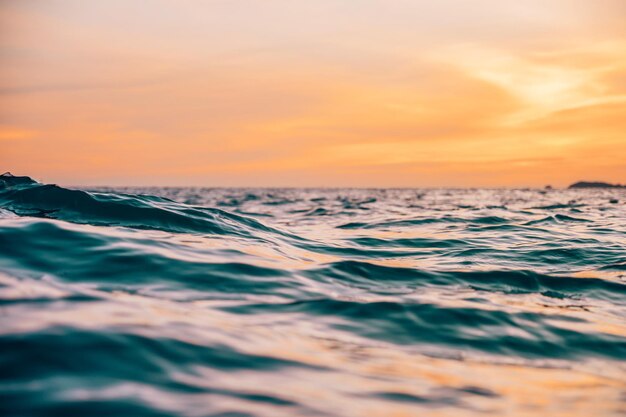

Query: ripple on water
[1,174,625,416]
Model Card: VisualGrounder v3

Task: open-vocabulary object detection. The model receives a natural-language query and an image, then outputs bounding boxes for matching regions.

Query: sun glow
[1,0,625,186]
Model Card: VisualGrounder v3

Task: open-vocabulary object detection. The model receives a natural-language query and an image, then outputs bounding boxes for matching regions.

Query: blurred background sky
[1,0,625,186]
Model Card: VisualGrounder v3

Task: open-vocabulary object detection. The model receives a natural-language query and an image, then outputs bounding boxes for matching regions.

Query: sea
[1,174,625,416]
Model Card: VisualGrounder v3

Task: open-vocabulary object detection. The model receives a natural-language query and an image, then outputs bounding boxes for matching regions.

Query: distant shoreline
[568,181,625,189]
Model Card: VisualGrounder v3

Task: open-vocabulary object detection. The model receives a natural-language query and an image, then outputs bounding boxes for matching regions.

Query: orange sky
[1,0,625,187]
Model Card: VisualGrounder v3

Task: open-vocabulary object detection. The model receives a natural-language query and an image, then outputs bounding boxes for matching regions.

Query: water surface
[1,175,625,416]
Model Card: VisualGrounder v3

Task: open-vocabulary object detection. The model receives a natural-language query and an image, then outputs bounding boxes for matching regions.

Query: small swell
[223,297,626,360]
[0,176,288,239]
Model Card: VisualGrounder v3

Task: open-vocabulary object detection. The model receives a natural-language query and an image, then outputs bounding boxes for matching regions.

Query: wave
[0,174,286,239]
[223,297,626,360]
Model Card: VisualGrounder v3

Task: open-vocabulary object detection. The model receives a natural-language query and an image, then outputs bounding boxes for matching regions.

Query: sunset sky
[1,0,625,187]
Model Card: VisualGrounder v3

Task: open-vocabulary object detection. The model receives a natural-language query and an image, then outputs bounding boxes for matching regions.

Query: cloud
[0,126,37,141]
[432,41,626,125]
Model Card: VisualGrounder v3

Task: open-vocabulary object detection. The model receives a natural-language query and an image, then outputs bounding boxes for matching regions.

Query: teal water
[1,174,625,416]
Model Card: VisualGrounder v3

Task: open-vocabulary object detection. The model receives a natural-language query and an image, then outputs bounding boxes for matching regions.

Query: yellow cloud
[0,127,38,141]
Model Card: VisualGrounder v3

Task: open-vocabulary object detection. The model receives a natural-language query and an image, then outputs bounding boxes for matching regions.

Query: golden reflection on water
[2,273,623,417]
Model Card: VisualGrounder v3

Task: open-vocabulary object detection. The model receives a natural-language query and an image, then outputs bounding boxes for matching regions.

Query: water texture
[1,174,625,416]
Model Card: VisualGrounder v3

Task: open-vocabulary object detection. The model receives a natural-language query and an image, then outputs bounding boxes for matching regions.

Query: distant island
[568,181,625,189]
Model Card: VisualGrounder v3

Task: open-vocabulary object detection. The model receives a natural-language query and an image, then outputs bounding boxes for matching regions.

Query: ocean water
[1,174,625,417]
